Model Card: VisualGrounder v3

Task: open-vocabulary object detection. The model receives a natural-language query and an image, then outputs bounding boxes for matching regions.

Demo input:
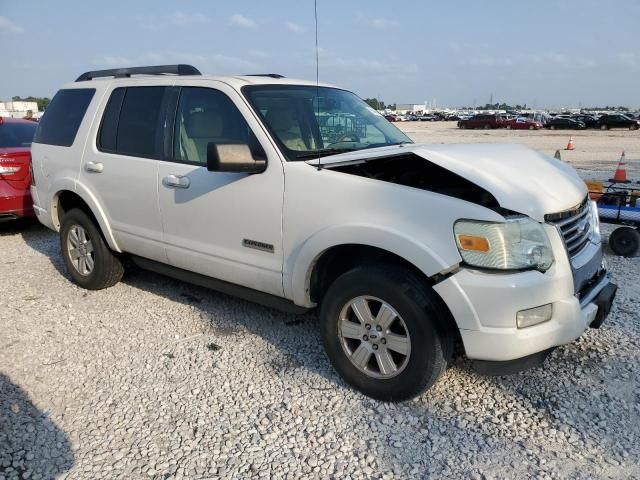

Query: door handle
[163,174,190,189]
[85,161,104,173]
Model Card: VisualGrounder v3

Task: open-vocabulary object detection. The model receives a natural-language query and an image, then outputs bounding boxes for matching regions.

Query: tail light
[0,155,29,181]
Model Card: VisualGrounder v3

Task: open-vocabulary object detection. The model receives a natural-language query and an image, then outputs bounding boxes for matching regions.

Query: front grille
[546,197,592,258]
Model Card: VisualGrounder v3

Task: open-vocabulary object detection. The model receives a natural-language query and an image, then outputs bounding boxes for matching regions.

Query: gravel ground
[1,139,640,479]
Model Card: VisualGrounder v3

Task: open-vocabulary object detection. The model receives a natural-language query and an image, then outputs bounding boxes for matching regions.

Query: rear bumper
[0,181,33,219]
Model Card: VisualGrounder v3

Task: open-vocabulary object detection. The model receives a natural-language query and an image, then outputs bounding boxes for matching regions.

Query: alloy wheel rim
[338,296,411,379]
[67,225,95,276]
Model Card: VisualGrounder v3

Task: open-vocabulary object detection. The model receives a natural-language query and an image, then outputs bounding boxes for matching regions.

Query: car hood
[307,143,587,222]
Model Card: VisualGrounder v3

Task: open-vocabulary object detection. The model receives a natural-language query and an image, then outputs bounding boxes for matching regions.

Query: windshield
[243,85,412,161]
[0,121,37,148]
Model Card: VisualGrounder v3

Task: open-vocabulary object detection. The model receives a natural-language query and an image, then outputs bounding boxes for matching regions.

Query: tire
[483,125,490,130]
[630,124,639,131]
[320,264,453,401]
[60,208,124,289]
[506,125,512,130]
[609,227,640,257]
[529,125,535,130]
[600,124,608,130]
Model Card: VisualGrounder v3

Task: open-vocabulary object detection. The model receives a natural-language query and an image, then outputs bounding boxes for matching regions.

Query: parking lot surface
[1,129,639,479]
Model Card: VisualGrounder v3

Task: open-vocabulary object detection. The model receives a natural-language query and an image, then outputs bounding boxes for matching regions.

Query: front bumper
[434,226,615,363]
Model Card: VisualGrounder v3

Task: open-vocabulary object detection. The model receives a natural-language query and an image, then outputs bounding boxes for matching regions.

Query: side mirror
[206,143,266,173]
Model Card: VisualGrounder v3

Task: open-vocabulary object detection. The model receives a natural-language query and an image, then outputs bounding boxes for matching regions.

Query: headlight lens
[454,217,554,272]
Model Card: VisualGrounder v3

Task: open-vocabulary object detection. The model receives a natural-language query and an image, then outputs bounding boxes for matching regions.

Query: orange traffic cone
[565,136,574,150]
[609,151,630,183]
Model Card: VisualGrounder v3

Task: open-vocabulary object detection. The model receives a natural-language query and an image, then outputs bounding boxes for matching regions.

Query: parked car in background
[457,114,507,129]
[0,117,37,222]
[384,114,398,122]
[546,117,586,130]
[570,114,599,129]
[597,114,640,130]
[504,117,543,130]
[419,114,437,121]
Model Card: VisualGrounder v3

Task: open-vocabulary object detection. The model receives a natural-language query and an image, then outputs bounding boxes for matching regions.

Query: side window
[116,87,167,158]
[98,88,125,152]
[34,88,95,147]
[173,87,250,164]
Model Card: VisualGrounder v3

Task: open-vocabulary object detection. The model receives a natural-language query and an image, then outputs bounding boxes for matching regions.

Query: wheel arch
[288,224,457,308]
[52,185,120,252]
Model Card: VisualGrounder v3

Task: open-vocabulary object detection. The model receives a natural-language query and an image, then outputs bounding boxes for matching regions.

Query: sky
[1,0,639,108]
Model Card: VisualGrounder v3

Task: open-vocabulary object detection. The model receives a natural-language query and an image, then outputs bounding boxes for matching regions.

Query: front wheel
[60,208,124,289]
[320,265,452,401]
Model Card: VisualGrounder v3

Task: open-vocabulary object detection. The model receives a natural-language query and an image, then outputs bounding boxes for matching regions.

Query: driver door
[157,82,285,297]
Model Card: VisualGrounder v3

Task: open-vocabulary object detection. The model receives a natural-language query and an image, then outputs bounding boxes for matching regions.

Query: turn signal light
[457,235,490,252]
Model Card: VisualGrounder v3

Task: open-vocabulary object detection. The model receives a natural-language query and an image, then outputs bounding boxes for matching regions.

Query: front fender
[50,178,121,252]
[286,224,460,307]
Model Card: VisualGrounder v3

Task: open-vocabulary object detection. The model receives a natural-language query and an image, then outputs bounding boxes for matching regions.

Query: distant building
[0,101,41,118]
[395,104,426,114]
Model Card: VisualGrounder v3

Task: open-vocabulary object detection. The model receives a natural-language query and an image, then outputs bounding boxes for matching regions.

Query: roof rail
[244,73,286,79]
[75,64,201,82]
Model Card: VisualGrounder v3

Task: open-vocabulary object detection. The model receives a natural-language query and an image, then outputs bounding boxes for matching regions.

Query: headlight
[454,217,554,272]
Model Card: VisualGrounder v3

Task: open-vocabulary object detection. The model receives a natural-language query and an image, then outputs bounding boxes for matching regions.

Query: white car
[30,65,616,401]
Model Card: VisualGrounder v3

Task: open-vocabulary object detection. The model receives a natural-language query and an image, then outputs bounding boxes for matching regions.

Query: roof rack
[75,64,201,82]
[244,73,286,79]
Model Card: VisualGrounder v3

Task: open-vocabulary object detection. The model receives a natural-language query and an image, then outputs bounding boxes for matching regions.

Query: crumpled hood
[310,143,587,222]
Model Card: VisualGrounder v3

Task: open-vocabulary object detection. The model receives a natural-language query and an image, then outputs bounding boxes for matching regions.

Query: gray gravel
[1,219,639,480]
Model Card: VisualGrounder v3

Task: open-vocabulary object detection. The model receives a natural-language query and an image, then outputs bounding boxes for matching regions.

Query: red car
[457,113,508,129]
[504,117,543,130]
[0,116,37,222]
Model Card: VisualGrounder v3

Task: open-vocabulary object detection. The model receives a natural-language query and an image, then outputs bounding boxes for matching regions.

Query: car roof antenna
[314,0,322,171]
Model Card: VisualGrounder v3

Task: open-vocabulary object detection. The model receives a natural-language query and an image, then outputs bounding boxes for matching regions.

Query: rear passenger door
[80,84,170,262]
[156,82,285,297]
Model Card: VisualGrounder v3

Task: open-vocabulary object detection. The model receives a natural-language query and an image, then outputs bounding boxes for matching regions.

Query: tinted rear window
[113,87,166,158]
[34,88,95,147]
[0,122,37,148]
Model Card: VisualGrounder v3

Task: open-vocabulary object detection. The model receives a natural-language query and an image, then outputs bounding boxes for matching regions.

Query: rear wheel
[320,265,452,401]
[609,227,640,257]
[630,124,639,131]
[60,208,124,289]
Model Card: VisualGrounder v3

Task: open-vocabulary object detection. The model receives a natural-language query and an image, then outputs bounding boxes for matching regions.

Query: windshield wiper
[295,148,356,160]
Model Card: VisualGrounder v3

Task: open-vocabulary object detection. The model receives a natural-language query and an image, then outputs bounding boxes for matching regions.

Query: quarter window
[34,88,95,147]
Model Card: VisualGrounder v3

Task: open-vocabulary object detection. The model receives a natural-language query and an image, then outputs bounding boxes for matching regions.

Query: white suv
[31,65,616,401]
